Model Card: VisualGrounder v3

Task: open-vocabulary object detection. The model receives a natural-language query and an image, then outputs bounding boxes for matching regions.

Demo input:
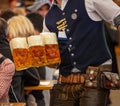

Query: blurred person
[26,13,43,35]
[8,0,18,10]
[27,0,53,84]
[0,7,2,15]
[0,17,15,102]
[0,53,15,102]
[13,1,27,16]
[104,23,119,73]
[0,11,26,102]
[13,8,26,15]
[26,12,47,106]
[7,15,41,105]
[0,9,17,21]
[27,0,51,17]
[44,0,120,106]
[103,23,119,105]
[7,15,34,39]
[9,0,27,15]
[27,0,52,86]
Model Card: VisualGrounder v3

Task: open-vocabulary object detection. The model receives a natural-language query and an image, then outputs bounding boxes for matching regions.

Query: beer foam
[27,35,44,47]
[10,37,28,49]
[41,32,58,44]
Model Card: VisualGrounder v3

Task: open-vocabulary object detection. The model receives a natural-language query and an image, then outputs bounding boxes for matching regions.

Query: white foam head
[10,37,28,50]
[27,35,44,47]
[40,32,58,44]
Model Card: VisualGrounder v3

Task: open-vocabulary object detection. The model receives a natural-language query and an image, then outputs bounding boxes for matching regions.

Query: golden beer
[45,44,61,64]
[41,32,61,65]
[29,46,47,67]
[27,35,47,67]
[12,48,31,70]
[10,37,31,71]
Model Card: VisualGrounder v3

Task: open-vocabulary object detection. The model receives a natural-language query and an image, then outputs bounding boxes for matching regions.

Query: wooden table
[0,103,26,106]
[24,80,53,94]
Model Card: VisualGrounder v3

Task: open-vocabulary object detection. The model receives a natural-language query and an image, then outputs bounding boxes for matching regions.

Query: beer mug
[10,37,31,71]
[27,35,47,67]
[41,32,61,65]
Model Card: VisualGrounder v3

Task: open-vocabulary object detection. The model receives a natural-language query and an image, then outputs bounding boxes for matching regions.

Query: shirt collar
[53,0,68,10]
[53,0,57,5]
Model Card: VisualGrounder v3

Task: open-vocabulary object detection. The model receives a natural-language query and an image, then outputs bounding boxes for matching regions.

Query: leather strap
[0,56,6,64]
[99,64,112,72]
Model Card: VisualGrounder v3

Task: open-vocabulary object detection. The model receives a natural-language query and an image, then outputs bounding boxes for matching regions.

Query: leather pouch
[84,66,99,88]
[100,72,120,89]
[85,66,120,89]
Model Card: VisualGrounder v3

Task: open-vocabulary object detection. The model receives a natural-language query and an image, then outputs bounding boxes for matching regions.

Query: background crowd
[0,0,119,106]
[0,0,54,106]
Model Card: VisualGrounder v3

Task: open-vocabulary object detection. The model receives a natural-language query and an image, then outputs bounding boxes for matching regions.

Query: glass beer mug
[10,37,31,71]
[27,35,47,67]
[41,32,61,65]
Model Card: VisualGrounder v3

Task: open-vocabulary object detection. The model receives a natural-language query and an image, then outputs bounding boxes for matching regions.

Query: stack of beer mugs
[10,32,61,71]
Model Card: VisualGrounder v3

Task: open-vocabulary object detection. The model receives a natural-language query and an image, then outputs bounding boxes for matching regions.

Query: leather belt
[58,65,112,84]
[58,73,85,84]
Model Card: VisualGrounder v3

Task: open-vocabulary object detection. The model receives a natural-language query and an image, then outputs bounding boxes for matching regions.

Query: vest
[45,0,111,76]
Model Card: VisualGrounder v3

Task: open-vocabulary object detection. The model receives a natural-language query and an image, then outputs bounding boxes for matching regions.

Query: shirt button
[74,9,78,12]
[69,44,72,48]
[62,12,65,15]
[69,37,72,40]
[71,53,74,56]
[66,29,70,32]
[73,62,76,65]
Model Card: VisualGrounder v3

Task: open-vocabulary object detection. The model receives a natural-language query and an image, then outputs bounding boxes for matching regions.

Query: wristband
[0,56,6,64]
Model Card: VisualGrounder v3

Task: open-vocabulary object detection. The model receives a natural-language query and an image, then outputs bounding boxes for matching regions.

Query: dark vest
[45,0,111,76]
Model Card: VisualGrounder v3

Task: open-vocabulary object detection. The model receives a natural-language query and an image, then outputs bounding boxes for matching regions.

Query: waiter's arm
[93,0,120,23]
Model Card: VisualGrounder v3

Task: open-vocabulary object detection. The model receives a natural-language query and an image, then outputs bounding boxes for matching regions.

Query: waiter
[44,0,120,106]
